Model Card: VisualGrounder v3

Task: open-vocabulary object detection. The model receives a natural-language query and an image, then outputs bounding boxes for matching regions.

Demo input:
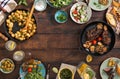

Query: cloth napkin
[0,0,17,26]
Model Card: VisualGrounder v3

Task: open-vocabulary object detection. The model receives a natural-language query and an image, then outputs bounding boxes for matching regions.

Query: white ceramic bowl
[0,58,15,74]
[70,2,92,24]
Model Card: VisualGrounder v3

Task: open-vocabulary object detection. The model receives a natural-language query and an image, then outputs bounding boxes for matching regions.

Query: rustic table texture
[0,0,120,79]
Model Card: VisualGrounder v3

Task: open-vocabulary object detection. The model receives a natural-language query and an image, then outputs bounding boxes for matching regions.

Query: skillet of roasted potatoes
[4,9,37,41]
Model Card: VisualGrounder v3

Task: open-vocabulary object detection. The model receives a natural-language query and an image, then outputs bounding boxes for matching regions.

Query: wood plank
[0,34,119,50]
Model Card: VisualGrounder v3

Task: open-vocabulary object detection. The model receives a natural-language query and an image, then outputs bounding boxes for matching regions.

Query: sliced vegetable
[72,5,88,23]
[73,10,77,14]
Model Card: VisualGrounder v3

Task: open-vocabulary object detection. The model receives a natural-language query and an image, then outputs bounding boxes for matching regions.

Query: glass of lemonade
[5,40,16,51]
[13,50,25,61]
[34,0,47,11]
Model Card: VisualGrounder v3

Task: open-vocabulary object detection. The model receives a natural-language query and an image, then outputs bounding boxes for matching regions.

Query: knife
[46,64,50,79]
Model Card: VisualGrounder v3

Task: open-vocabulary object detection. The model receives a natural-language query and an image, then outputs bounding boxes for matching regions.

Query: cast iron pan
[4,9,37,42]
[80,21,115,56]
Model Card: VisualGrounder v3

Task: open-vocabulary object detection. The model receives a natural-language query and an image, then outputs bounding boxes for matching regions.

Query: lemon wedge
[86,55,93,63]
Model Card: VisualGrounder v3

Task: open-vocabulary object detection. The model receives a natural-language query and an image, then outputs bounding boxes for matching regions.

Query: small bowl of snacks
[0,58,15,74]
[80,21,115,56]
[70,2,92,24]
[46,0,73,8]
[55,10,68,23]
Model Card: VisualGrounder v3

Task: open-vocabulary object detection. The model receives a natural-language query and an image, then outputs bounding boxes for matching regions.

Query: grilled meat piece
[86,23,103,41]
[103,67,115,79]
[102,26,111,45]
[95,45,107,54]
[103,67,113,76]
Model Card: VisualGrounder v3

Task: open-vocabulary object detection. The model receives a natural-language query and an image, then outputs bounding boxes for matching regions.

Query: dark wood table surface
[0,0,120,79]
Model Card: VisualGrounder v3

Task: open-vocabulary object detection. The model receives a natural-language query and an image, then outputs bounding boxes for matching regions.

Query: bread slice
[112,0,120,7]
[116,64,120,75]
[106,13,117,27]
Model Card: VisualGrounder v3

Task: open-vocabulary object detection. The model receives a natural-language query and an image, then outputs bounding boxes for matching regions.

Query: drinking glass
[5,40,16,51]
[13,50,25,61]
[34,0,47,11]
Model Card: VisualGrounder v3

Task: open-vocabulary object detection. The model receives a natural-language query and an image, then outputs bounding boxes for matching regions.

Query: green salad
[24,66,44,79]
[49,0,72,8]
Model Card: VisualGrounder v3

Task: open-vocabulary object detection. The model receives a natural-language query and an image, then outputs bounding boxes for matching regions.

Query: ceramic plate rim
[88,0,112,11]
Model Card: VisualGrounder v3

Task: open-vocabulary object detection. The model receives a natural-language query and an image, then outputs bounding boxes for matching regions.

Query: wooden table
[0,0,120,79]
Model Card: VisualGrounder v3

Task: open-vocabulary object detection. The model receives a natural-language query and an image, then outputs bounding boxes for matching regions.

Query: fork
[18,72,27,79]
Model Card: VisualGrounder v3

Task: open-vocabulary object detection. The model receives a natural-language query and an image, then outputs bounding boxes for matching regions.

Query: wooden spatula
[23,4,35,31]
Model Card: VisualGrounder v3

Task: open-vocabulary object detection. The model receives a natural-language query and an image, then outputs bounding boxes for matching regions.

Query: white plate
[88,0,112,11]
[100,57,120,79]
[70,2,92,24]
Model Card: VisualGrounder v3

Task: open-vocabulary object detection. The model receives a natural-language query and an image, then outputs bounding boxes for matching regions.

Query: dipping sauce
[34,0,47,11]
[5,40,16,51]
[13,50,25,61]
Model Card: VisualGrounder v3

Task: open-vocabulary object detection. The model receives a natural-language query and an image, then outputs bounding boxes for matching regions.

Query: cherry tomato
[73,10,77,14]
[28,67,32,72]
[74,17,79,21]
[92,40,97,45]
[98,37,102,41]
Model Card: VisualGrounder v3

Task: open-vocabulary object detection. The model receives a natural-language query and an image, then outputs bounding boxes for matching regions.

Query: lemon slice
[52,67,58,73]
[86,55,93,63]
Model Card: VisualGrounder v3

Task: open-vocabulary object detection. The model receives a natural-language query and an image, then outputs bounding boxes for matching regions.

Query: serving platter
[100,57,120,79]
